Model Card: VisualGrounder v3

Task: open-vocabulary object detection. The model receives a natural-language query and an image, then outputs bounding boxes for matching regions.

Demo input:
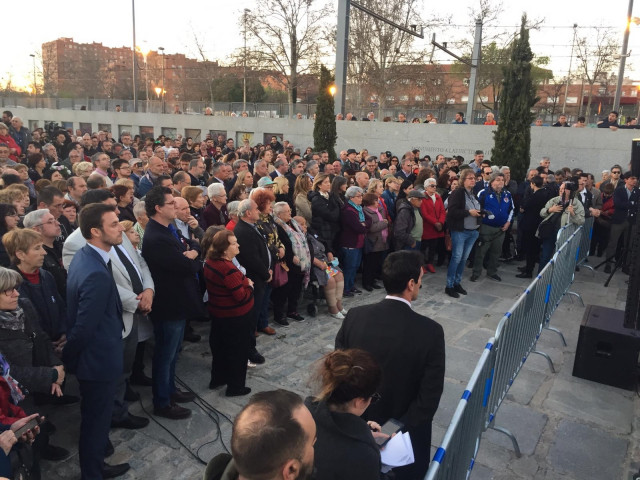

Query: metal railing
[426,226,587,479]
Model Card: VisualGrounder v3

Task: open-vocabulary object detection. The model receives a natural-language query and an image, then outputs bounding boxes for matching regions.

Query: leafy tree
[210,76,265,103]
[313,65,337,161]
[492,15,539,181]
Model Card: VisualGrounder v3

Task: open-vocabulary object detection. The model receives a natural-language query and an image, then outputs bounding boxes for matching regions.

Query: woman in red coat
[0,124,21,163]
[420,178,446,272]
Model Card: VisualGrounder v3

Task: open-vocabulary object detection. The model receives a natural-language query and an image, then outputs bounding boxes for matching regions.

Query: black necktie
[115,247,144,295]
[106,260,113,274]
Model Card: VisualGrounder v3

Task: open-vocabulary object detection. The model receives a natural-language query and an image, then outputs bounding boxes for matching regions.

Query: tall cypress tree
[313,65,337,161]
[491,15,539,182]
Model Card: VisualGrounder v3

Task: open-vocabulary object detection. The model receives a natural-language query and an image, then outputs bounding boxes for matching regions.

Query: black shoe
[454,284,467,295]
[153,404,191,420]
[343,290,354,297]
[171,389,196,403]
[105,440,114,458]
[488,274,502,282]
[604,264,612,274]
[273,317,290,327]
[371,283,382,289]
[248,352,266,364]
[183,331,201,343]
[516,272,532,279]
[35,394,80,406]
[363,285,373,292]
[470,274,479,282]
[124,385,140,402]
[111,413,149,430]
[517,266,527,272]
[226,386,251,397]
[352,287,363,294]
[130,372,153,387]
[102,462,131,479]
[445,287,460,298]
[287,312,305,321]
[41,444,70,461]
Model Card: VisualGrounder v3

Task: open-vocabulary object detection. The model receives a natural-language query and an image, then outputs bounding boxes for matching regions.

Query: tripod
[594,222,634,287]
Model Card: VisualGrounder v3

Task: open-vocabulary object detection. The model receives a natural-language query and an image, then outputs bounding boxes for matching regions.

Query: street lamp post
[29,54,37,108]
[131,0,138,112]
[243,9,250,114]
[613,0,634,112]
[562,24,577,115]
[158,46,165,114]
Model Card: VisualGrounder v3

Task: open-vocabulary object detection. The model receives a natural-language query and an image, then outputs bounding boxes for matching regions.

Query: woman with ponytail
[305,348,387,480]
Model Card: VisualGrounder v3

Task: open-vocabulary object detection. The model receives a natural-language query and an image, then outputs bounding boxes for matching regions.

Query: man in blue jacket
[471,173,513,282]
[63,203,130,479]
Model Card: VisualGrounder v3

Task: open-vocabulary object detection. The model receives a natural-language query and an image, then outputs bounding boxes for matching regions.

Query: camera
[480,209,495,220]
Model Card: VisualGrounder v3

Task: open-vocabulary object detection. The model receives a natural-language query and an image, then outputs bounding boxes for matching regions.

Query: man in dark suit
[516,176,550,278]
[141,186,202,419]
[234,199,272,362]
[63,203,130,479]
[335,250,445,480]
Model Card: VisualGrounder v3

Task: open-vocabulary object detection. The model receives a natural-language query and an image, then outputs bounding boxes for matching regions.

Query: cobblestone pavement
[42,258,638,479]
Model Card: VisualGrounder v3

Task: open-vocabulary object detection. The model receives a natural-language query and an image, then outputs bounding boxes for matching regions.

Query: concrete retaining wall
[12,106,638,176]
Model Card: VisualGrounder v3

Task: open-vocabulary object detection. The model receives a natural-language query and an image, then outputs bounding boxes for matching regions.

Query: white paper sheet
[380,431,415,469]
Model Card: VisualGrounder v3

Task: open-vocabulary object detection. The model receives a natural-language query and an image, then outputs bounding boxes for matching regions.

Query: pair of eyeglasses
[1,288,18,296]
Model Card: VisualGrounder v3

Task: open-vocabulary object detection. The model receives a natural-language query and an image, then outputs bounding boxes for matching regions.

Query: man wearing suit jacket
[335,250,445,480]
[142,186,202,419]
[63,203,130,479]
[234,199,272,362]
[61,189,155,430]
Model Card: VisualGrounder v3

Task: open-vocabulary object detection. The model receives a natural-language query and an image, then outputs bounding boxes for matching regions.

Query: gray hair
[0,267,22,292]
[305,160,318,172]
[253,159,266,169]
[172,171,189,184]
[189,158,201,169]
[91,152,105,166]
[345,186,364,199]
[273,201,290,217]
[238,199,254,218]
[133,201,146,217]
[233,159,248,171]
[424,178,437,188]
[500,166,510,173]
[211,162,225,175]
[489,172,504,184]
[227,200,240,217]
[23,209,50,229]
[207,183,226,198]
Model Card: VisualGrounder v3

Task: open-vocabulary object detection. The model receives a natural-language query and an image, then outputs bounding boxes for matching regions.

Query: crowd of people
[0,107,637,479]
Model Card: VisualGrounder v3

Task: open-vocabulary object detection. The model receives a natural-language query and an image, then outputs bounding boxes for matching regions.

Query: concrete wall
[13,106,639,176]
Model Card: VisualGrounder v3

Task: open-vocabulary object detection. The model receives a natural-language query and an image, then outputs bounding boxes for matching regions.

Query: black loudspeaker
[632,138,640,178]
[572,305,640,390]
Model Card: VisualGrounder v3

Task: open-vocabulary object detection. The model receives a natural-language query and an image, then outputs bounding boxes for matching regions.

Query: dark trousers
[151,318,185,409]
[271,282,290,322]
[521,230,541,274]
[249,280,265,350]
[420,238,443,265]
[286,271,304,314]
[78,379,117,479]
[132,341,147,379]
[393,422,432,480]
[209,313,251,389]
[363,251,384,287]
[112,318,139,422]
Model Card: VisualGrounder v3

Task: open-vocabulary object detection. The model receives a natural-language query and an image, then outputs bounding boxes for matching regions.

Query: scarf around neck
[348,200,365,222]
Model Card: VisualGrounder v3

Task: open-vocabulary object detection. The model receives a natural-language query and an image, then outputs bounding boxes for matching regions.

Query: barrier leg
[531,350,556,373]
[577,261,595,275]
[489,425,522,458]
[566,290,584,306]
[543,325,567,346]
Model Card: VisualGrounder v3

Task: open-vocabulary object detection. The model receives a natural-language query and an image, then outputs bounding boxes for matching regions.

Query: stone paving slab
[547,419,629,480]
[40,258,639,479]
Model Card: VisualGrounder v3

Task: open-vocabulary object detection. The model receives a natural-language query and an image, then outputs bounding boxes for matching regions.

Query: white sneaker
[247,360,257,368]
[340,309,348,315]
[329,312,345,320]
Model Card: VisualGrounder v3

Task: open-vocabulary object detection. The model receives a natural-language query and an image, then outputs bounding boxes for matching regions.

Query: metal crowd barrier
[575,217,595,273]
[425,339,496,480]
[426,228,587,479]
[555,223,577,252]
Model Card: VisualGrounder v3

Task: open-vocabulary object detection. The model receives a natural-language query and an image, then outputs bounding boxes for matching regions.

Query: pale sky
[4,0,640,90]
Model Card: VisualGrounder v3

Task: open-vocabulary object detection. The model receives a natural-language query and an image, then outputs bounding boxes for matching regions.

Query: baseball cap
[257,177,275,187]
[129,158,143,167]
